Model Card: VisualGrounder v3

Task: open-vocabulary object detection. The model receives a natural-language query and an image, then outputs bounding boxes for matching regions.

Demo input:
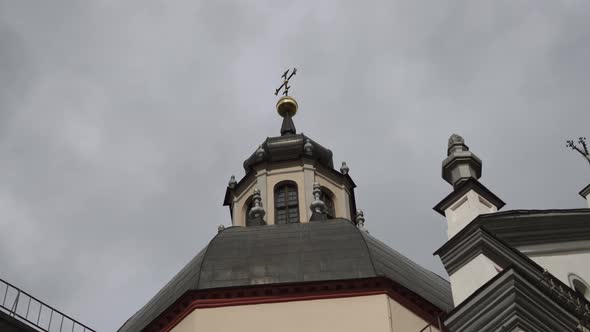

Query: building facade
[119,96,590,332]
[2,93,588,332]
[117,94,590,332]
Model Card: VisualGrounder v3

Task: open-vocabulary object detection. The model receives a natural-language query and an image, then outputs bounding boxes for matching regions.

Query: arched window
[274,182,299,224]
[320,188,335,219]
[569,274,590,300]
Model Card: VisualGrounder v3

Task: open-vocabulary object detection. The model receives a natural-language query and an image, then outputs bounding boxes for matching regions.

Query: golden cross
[275,68,297,96]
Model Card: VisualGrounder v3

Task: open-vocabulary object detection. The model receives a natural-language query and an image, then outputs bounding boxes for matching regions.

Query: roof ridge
[480,208,590,218]
[118,230,225,332]
[361,230,449,282]
[353,224,379,277]
[195,228,226,289]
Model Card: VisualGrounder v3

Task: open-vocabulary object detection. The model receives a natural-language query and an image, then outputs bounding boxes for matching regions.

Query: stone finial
[228,175,237,189]
[442,134,482,188]
[448,133,464,146]
[304,139,313,155]
[310,182,326,213]
[248,188,266,219]
[255,145,265,158]
[217,225,225,233]
[355,209,366,230]
[340,162,349,175]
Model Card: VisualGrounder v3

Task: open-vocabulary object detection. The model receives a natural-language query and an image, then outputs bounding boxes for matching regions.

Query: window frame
[274,181,300,224]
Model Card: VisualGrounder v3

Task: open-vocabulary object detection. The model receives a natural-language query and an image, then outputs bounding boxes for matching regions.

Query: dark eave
[222,170,256,206]
[313,161,357,189]
[0,310,40,332]
[143,277,447,332]
[435,224,545,275]
[444,267,583,331]
[242,134,334,173]
[433,178,505,216]
[438,227,590,330]
[580,184,590,198]
[435,209,590,257]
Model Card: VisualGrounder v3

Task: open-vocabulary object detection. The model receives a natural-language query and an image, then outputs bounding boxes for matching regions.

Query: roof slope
[0,311,40,332]
[360,231,453,310]
[119,219,452,332]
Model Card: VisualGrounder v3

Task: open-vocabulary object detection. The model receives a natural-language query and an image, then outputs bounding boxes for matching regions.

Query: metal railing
[0,277,96,332]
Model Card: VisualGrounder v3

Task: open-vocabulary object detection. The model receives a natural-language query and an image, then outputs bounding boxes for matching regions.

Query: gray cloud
[0,1,589,330]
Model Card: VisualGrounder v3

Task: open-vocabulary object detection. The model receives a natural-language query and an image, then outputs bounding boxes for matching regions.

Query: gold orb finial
[276,95,298,118]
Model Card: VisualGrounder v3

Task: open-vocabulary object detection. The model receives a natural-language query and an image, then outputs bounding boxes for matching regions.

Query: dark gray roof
[242,133,334,172]
[119,219,452,332]
[0,311,39,332]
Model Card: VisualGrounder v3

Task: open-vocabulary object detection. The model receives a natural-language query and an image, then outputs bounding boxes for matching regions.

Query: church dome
[119,219,452,332]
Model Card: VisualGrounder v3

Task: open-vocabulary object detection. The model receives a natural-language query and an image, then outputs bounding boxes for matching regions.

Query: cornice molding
[436,227,543,276]
[436,209,590,255]
[517,240,590,255]
[433,179,505,216]
[437,227,590,330]
[482,212,590,247]
[142,277,445,332]
[445,268,581,332]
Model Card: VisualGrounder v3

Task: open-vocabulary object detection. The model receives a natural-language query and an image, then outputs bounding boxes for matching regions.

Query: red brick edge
[143,277,446,332]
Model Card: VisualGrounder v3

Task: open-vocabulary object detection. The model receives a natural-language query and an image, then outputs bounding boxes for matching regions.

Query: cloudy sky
[1,1,589,331]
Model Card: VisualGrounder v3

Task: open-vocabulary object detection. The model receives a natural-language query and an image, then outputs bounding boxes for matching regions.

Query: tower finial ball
[276,96,298,118]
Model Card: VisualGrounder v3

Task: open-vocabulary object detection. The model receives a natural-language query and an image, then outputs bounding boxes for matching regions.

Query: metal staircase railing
[0,277,96,332]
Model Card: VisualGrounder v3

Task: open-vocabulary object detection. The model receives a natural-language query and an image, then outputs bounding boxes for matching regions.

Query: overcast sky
[1,1,589,331]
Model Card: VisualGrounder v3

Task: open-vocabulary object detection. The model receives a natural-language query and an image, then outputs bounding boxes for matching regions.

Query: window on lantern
[320,188,335,219]
[274,182,299,224]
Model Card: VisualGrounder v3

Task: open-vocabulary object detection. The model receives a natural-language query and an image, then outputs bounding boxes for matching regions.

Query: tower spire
[275,68,299,136]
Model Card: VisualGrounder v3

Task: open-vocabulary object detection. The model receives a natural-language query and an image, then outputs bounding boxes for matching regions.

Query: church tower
[223,93,357,227]
[118,70,452,332]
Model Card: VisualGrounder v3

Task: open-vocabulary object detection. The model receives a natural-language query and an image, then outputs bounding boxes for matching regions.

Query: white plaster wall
[518,241,590,297]
[171,295,398,332]
[444,190,498,238]
[585,193,590,208]
[449,253,500,305]
[388,298,440,332]
[315,172,352,220]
